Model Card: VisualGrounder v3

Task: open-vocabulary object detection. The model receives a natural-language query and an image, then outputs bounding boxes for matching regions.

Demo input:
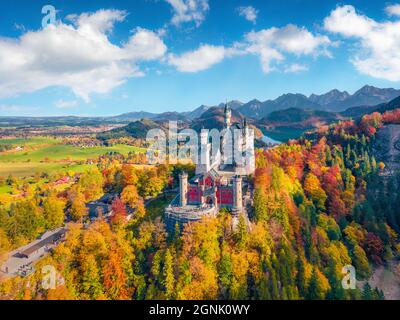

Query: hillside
[372,124,400,173]
[342,96,400,118]
[190,106,245,131]
[261,108,339,125]
[97,119,163,140]
[256,108,342,141]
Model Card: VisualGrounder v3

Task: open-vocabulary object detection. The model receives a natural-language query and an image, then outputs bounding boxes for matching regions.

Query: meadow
[0,137,145,178]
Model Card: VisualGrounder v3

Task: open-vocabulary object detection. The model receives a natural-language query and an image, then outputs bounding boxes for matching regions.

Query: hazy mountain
[348,85,400,107]
[183,105,213,120]
[273,93,322,110]
[2,85,399,127]
[152,112,188,122]
[236,99,264,118]
[309,85,400,112]
[237,94,321,119]
[236,85,400,118]
[110,111,157,122]
[217,100,244,110]
[309,89,350,107]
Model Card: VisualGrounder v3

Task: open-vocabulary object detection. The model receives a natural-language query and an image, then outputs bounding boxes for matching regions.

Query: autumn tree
[42,194,66,229]
[304,173,327,212]
[78,168,104,201]
[69,192,88,222]
[110,197,127,227]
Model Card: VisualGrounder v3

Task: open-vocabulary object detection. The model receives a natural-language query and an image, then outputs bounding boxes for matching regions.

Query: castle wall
[217,186,234,205]
[187,183,234,206]
[188,185,201,204]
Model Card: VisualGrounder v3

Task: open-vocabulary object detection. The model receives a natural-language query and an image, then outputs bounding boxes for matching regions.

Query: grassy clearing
[0,162,95,179]
[146,194,176,221]
[0,136,59,148]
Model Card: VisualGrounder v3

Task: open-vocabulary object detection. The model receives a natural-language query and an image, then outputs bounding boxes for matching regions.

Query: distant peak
[355,85,378,94]
[248,99,262,104]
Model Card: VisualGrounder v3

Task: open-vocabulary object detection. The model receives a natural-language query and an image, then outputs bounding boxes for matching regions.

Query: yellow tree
[304,173,327,212]
[70,192,88,222]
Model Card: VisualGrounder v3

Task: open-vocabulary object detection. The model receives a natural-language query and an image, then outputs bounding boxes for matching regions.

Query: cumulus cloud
[167,24,330,74]
[237,6,258,24]
[284,63,309,73]
[0,9,167,102]
[385,4,400,17]
[324,5,376,37]
[165,0,209,27]
[244,24,332,73]
[168,44,226,72]
[324,5,400,81]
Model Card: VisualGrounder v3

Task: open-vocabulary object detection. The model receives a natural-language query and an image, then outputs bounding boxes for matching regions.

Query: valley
[1,85,400,301]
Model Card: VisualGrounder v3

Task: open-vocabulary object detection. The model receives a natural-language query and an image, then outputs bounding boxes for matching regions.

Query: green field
[0,162,96,179]
[0,137,145,178]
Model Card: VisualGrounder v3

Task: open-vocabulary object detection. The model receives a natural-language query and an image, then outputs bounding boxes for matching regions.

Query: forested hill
[2,110,400,300]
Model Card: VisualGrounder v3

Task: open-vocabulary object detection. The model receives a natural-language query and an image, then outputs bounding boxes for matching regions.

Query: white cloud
[167,24,330,74]
[244,24,332,73]
[168,44,226,72]
[0,9,167,102]
[165,0,209,27]
[324,5,376,37]
[324,5,400,81]
[284,63,309,73]
[237,6,258,24]
[55,99,78,109]
[385,4,400,17]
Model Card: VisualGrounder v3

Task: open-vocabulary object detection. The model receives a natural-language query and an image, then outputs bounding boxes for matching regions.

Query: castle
[165,104,255,231]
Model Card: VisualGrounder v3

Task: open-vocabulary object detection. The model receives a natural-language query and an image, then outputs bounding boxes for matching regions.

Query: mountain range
[93,85,400,123]
[1,85,399,131]
[234,85,400,119]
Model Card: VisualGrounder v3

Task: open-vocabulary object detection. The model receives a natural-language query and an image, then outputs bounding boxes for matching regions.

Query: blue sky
[0,0,400,116]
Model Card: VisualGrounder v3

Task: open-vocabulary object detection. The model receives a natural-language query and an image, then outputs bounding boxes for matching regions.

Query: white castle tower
[179,172,188,206]
[196,129,211,175]
[233,175,243,213]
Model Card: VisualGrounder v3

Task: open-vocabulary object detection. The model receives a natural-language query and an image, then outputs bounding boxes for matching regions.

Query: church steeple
[224,102,231,128]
